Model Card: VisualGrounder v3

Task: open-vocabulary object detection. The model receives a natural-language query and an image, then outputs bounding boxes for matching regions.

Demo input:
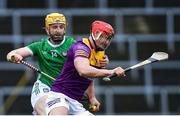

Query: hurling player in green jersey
[7,13,76,115]
[7,13,109,115]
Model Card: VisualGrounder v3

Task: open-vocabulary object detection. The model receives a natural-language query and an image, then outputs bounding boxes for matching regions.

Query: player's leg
[46,91,93,115]
[34,95,47,114]
[66,94,93,116]
[45,91,69,115]
[31,80,50,115]
[49,106,68,115]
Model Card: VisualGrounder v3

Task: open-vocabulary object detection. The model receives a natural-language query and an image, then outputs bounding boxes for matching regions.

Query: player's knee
[34,103,45,115]
[49,106,68,115]
[34,96,47,115]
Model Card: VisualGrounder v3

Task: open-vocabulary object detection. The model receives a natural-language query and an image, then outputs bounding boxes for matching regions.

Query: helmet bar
[91,31,102,40]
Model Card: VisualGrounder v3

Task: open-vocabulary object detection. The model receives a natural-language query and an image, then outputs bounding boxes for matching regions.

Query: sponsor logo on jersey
[33,82,40,95]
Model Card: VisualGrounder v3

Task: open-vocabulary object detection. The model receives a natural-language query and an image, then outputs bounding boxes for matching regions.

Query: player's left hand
[89,97,100,112]
[99,55,109,68]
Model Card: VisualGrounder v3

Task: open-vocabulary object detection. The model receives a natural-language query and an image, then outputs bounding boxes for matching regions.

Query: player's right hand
[113,67,125,77]
[10,54,23,64]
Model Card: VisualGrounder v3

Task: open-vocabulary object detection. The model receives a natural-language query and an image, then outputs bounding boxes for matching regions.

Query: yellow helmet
[45,13,66,28]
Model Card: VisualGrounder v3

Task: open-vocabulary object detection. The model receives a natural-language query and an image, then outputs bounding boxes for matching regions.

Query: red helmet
[91,20,114,40]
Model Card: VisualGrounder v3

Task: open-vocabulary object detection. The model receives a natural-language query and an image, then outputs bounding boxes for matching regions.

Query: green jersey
[27,36,75,87]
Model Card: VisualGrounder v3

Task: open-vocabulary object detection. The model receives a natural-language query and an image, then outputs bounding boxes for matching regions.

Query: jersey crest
[62,51,67,57]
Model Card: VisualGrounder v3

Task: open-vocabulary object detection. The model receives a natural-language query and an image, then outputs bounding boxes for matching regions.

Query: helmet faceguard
[91,20,114,50]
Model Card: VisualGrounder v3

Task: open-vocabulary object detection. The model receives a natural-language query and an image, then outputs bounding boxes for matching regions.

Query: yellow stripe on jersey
[82,38,105,68]
[75,50,89,57]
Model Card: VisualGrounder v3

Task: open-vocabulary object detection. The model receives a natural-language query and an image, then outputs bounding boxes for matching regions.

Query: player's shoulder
[27,36,48,50]
[73,39,90,51]
[71,39,91,57]
[65,35,74,39]
[65,36,75,42]
[39,36,49,42]
[36,37,50,47]
[63,36,76,47]
[30,36,48,44]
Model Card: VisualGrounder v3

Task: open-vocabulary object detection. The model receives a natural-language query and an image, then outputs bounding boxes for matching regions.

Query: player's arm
[7,47,33,64]
[73,43,125,78]
[74,56,114,78]
[87,81,100,112]
[74,56,125,78]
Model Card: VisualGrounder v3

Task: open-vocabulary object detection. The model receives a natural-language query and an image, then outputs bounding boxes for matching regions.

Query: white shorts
[45,91,92,116]
[31,80,50,108]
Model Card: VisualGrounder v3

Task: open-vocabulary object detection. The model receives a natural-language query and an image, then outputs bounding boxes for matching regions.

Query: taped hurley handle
[11,56,55,81]
[102,67,131,81]
[20,60,55,81]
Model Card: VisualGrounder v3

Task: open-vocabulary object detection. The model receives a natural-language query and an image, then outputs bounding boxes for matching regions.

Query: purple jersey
[51,39,92,101]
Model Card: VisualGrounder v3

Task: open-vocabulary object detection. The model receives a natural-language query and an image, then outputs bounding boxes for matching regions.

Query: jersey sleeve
[72,43,91,59]
[27,41,41,55]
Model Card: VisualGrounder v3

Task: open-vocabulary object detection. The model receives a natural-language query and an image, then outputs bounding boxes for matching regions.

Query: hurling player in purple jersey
[45,20,125,115]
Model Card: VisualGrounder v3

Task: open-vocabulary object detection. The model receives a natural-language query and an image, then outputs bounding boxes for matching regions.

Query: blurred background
[0,0,180,115]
